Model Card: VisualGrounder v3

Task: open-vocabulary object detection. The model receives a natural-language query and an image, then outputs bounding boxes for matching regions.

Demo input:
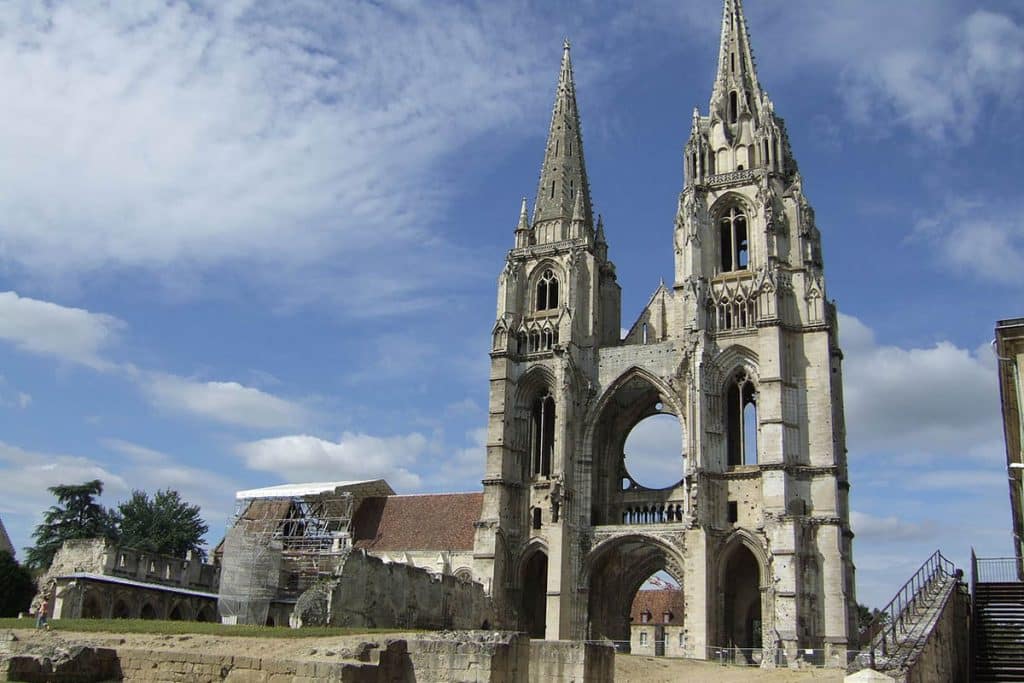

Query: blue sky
[0,0,1021,608]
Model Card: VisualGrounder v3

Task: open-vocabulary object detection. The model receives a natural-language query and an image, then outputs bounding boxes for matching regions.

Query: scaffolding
[217,488,356,625]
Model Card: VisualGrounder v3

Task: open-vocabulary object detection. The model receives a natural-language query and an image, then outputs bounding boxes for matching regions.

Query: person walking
[36,595,50,630]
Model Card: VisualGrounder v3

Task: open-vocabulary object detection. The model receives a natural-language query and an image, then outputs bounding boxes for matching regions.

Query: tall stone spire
[533,40,593,228]
[709,0,764,125]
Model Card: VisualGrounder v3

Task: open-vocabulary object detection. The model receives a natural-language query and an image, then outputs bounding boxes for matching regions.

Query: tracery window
[536,269,560,311]
[530,392,555,478]
[726,371,757,467]
[719,206,749,272]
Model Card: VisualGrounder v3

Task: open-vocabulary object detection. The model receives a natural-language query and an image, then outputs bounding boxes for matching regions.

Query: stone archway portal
[522,551,548,638]
[586,536,683,643]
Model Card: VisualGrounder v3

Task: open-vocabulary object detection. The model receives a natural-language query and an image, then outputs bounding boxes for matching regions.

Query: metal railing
[972,553,1024,583]
[860,549,960,670]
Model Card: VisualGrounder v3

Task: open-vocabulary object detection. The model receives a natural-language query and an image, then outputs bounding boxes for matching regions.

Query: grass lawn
[0,617,408,638]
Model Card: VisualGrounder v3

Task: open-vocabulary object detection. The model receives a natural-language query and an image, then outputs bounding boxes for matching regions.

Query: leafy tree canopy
[25,479,119,569]
[0,551,34,617]
[117,489,209,560]
[25,480,210,569]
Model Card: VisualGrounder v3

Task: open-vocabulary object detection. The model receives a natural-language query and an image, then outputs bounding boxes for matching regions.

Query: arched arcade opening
[718,540,766,663]
[585,535,685,645]
[520,550,548,638]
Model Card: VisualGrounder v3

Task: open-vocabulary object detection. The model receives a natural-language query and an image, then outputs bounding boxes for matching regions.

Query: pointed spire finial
[596,214,606,243]
[532,42,593,229]
[571,189,585,223]
[517,197,529,231]
[710,0,764,119]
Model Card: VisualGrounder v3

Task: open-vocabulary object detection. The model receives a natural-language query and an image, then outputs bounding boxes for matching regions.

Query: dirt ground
[8,630,848,681]
[616,654,846,682]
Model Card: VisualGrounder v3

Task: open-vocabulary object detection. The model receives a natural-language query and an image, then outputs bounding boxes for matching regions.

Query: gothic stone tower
[473,0,856,665]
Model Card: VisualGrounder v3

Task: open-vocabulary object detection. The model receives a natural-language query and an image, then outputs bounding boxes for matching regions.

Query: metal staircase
[972,553,1024,682]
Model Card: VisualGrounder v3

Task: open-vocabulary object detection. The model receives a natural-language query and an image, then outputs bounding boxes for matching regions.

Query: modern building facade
[472,0,856,663]
[995,318,1024,578]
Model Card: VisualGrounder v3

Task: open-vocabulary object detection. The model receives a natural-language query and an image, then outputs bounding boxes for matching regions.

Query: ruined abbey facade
[472,0,857,663]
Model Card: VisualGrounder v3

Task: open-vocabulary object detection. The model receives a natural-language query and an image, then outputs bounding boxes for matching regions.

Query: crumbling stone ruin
[471,0,856,664]
[35,539,219,622]
[290,550,492,630]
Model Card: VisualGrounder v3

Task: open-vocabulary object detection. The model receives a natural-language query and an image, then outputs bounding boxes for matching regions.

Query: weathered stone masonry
[472,0,856,664]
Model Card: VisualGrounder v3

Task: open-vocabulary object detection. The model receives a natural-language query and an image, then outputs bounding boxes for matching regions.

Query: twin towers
[469,0,856,664]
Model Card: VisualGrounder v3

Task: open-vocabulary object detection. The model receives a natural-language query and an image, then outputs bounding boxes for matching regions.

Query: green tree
[117,489,208,559]
[25,479,119,569]
[0,551,34,617]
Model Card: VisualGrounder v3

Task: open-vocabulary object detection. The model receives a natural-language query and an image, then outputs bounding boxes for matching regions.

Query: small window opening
[728,501,739,524]
[641,610,651,624]
[642,322,649,344]
[550,180,555,199]
[737,164,744,171]
[554,140,559,155]
[729,91,738,124]
[570,179,574,198]
[535,269,559,311]
[640,631,648,645]
[532,507,542,530]
[568,140,573,157]
[726,371,757,466]
[731,52,735,73]
[530,392,555,478]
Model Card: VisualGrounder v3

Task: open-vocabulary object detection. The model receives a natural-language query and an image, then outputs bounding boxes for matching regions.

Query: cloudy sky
[0,0,1020,608]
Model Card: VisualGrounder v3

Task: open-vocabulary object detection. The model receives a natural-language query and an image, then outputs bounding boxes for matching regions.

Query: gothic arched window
[719,207,749,272]
[536,269,559,311]
[530,392,555,478]
[726,371,757,467]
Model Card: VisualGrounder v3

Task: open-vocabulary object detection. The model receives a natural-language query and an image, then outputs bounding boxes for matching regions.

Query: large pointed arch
[713,529,773,658]
[582,532,687,642]
[581,366,688,525]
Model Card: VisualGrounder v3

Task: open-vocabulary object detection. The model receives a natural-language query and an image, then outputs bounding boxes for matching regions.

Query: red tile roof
[352,493,482,552]
[630,589,684,625]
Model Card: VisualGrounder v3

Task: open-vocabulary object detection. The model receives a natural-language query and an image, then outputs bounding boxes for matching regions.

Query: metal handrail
[861,549,959,670]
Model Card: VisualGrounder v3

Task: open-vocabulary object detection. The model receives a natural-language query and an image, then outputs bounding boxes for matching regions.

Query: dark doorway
[722,544,762,662]
[521,551,548,638]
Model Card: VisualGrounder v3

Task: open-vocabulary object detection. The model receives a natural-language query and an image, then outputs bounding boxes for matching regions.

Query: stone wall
[294,550,492,630]
[902,583,970,683]
[529,640,614,683]
[35,538,220,618]
[1,632,615,683]
[405,632,530,683]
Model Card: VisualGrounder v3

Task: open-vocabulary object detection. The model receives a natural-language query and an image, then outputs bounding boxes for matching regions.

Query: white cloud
[914,200,1024,286]
[420,427,487,493]
[751,3,1024,143]
[100,438,238,525]
[0,437,240,557]
[0,0,590,307]
[840,313,1002,460]
[850,511,937,544]
[0,291,123,368]
[142,373,307,429]
[840,314,1011,606]
[235,432,426,490]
